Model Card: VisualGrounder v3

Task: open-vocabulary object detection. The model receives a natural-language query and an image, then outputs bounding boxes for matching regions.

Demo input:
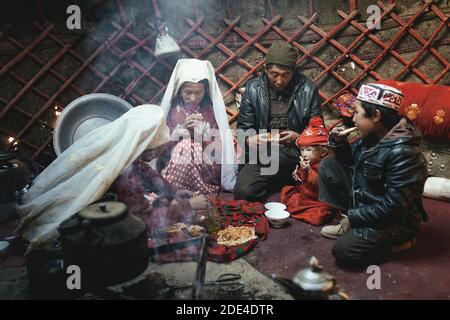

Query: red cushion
[376,80,450,141]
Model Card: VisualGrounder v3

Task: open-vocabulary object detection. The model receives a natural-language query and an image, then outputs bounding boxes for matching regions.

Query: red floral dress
[161,102,222,196]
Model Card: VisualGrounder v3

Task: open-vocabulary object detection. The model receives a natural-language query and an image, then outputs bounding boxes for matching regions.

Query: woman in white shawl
[16,104,171,252]
[156,58,237,197]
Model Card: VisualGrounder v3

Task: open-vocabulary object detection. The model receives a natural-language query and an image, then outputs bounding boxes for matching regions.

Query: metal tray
[53,93,133,155]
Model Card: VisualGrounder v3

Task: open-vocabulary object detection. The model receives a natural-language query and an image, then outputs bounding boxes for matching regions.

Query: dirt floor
[0,259,292,300]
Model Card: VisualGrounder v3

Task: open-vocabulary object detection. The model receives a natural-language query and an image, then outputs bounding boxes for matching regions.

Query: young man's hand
[339,215,352,232]
[330,126,356,142]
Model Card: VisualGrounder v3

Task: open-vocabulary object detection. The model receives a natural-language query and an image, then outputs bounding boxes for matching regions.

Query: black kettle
[58,201,149,289]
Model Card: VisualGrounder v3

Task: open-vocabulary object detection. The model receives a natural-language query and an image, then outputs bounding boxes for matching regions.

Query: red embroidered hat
[296,116,329,146]
[333,91,356,118]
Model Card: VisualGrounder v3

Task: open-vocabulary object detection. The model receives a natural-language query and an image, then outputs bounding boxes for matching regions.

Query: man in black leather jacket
[319,83,428,267]
[234,41,322,201]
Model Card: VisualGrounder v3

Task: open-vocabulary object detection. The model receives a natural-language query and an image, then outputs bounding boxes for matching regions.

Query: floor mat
[242,196,450,299]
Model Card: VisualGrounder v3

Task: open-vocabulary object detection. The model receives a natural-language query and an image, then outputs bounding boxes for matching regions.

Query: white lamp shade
[154,34,181,57]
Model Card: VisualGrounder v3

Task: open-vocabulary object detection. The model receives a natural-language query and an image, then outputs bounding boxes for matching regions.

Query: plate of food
[216,225,257,247]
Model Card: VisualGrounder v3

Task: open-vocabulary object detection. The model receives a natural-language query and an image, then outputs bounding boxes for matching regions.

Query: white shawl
[16,105,169,252]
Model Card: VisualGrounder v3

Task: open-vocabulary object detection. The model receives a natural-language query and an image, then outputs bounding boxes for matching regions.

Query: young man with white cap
[318,83,428,267]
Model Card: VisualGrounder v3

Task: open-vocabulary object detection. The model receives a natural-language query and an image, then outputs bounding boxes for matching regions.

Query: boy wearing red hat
[280,117,339,225]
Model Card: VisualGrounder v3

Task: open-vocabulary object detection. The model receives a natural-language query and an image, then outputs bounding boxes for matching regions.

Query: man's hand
[278,130,300,144]
[246,134,269,148]
[339,215,352,232]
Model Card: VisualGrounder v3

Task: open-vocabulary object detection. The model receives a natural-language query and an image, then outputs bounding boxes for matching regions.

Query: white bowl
[265,210,290,228]
[264,202,287,211]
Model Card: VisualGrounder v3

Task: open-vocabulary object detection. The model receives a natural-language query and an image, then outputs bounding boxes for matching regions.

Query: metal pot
[0,150,38,204]
[53,93,133,155]
[58,201,148,288]
[0,151,17,204]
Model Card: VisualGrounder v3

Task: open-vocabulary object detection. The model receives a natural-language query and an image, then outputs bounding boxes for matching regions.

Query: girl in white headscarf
[157,58,237,196]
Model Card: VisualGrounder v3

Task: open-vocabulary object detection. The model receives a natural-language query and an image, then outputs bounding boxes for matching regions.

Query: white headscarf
[16,105,169,253]
[160,59,237,191]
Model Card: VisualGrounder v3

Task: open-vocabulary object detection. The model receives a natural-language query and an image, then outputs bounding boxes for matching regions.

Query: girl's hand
[184,113,203,129]
[299,156,311,171]
[292,165,301,182]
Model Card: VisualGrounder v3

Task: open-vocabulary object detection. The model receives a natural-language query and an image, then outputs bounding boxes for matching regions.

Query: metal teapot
[276,256,348,300]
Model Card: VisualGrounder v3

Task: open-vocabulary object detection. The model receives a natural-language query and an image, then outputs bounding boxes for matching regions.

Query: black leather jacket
[330,118,428,244]
[237,71,322,134]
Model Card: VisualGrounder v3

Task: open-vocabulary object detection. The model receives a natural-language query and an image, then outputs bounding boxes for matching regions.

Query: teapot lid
[79,201,127,221]
[293,256,335,292]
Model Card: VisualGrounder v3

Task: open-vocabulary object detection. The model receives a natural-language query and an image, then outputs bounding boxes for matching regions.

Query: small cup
[264,202,287,211]
[265,210,290,228]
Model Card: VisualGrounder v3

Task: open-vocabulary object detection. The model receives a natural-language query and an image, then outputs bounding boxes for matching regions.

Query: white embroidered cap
[357,83,404,112]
